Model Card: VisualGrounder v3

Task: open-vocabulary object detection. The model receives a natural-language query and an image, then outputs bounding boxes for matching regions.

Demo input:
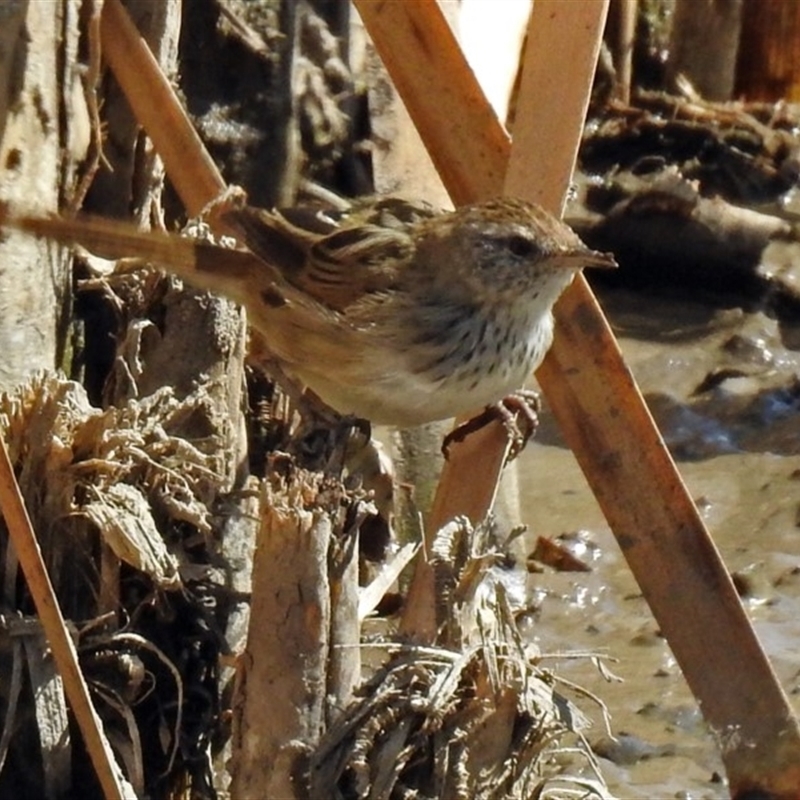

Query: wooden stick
[505,0,607,212]
[355,0,800,794]
[0,436,132,800]
[99,0,226,216]
[351,2,509,207]
[607,0,637,104]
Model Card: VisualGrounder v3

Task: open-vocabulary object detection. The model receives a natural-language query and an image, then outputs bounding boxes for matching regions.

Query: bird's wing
[223,204,418,313]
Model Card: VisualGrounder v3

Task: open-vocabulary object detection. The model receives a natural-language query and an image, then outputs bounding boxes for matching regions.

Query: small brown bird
[1,197,615,427]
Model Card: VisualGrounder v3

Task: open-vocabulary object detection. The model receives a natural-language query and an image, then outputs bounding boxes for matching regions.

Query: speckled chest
[405,294,554,399]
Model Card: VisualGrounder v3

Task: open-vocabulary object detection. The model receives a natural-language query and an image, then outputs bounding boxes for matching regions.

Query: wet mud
[518,287,800,797]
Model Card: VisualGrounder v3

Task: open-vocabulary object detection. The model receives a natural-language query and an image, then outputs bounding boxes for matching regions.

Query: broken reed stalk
[230,489,330,799]
[228,470,360,798]
[355,0,800,795]
[0,435,131,800]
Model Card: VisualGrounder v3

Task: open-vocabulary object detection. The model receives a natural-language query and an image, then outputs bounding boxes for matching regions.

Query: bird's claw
[441,390,541,461]
[293,412,371,473]
[494,389,541,460]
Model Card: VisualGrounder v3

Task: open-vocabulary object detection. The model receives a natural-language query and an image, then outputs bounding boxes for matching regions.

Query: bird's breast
[446,308,553,398]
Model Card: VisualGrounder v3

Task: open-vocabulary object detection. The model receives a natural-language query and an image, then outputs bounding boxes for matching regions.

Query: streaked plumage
[1,197,615,426]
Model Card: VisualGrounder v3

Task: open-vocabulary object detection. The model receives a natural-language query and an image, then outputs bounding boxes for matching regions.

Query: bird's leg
[442,389,541,461]
[250,339,340,427]
[293,413,372,475]
[199,184,249,234]
[248,343,360,468]
[494,389,541,459]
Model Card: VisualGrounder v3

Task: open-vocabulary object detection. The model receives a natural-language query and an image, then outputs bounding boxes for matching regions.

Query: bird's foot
[199,184,248,231]
[442,390,541,461]
[494,389,541,459]
[293,411,371,474]
[250,345,370,470]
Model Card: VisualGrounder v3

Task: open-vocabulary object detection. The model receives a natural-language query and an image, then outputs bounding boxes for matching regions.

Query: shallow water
[517,288,800,797]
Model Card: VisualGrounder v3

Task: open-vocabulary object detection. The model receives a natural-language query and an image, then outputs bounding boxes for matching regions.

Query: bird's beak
[560,248,617,270]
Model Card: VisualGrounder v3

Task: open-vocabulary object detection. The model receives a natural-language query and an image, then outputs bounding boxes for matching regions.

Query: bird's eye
[505,235,539,258]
